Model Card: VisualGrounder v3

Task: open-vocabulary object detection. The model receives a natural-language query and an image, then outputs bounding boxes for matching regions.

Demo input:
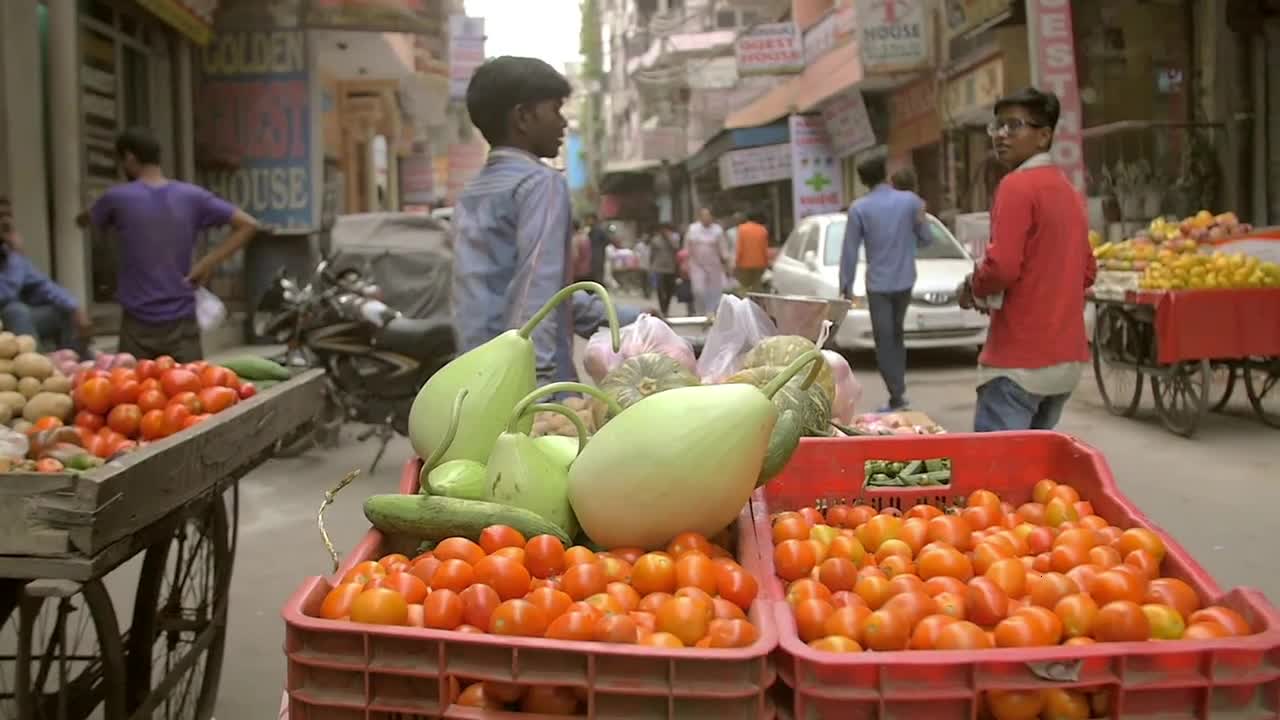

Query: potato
[0,359,12,375]
[0,391,26,414]
[13,352,53,380]
[0,333,16,360]
[0,403,11,425]
[0,373,15,392]
[23,392,73,422]
[10,418,31,435]
[15,335,36,354]
[17,377,41,399]
[42,374,72,394]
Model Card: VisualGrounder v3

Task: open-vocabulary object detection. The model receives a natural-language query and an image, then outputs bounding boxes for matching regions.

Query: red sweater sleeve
[972,177,1033,298]
[1083,250,1098,288]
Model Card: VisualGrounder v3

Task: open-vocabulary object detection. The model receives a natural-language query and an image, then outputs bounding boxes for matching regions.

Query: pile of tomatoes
[65,356,257,457]
[318,525,761,650]
[452,679,586,714]
[769,479,1255,659]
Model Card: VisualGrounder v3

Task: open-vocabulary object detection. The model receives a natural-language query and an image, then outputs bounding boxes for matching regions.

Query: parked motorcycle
[254,255,456,470]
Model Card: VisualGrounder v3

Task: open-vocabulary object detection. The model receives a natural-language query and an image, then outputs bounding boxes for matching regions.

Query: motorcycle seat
[376,316,457,361]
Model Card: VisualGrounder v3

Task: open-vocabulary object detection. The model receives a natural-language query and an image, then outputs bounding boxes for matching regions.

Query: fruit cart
[0,369,325,720]
[1089,288,1280,436]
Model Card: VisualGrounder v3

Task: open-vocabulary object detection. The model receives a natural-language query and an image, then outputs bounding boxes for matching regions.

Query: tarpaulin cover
[327,212,453,320]
[1127,289,1280,363]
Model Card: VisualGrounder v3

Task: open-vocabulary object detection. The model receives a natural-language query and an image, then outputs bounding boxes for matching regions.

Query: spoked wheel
[0,578,127,720]
[1150,359,1211,437]
[1208,362,1237,413]
[1091,306,1144,417]
[1242,356,1280,428]
[126,491,232,720]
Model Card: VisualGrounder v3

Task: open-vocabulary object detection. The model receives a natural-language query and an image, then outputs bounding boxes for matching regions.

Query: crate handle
[1026,659,1083,683]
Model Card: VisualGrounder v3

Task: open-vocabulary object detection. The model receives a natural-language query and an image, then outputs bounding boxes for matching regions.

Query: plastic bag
[696,295,778,383]
[584,313,697,384]
[0,426,29,460]
[195,287,227,331]
[823,350,862,424]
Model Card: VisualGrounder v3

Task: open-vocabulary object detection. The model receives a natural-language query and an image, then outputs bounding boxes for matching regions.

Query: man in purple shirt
[80,128,258,361]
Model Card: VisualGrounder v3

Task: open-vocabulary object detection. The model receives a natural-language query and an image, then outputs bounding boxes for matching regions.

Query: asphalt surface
[206,342,1279,717]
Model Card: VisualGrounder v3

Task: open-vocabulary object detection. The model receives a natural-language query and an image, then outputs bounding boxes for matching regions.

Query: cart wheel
[1242,357,1280,428]
[1208,362,1236,413]
[0,578,128,720]
[1150,359,1211,437]
[126,492,231,720]
[1091,306,1143,417]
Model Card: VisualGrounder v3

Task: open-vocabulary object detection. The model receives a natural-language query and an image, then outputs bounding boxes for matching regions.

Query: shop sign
[789,115,845,224]
[735,22,804,75]
[1027,0,1085,193]
[449,15,486,100]
[856,0,932,72]
[197,30,314,228]
[834,0,858,39]
[400,150,433,205]
[803,13,838,67]
[136,0,218,45]
[888,76,940,154]
[821,88,876,159]
[946,0,1013,39]
[718,143,792,189]
[644,127,685,162]
[687,57,739,90]
[305,0,442,33]
[945,56,1004,122]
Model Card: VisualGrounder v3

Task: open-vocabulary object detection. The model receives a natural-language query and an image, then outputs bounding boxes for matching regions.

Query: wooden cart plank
[0,369,326,562]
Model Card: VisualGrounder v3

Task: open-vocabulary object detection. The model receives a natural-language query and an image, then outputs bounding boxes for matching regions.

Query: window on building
[715,10,737,28]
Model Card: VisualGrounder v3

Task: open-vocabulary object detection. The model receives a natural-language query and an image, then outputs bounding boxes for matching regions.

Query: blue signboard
[196,29,314,229]
[566,132,587,192]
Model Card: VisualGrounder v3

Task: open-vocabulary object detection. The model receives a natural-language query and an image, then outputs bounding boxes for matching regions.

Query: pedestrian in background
[685,207,729,315]
[723,211,744,269]
[0,196,91,354]
[839,156,931,412]
[959,87,1096,431]
[585,212,610,286]
[570,218,592,283]
[734,211,770,293]
[650,222,680,316]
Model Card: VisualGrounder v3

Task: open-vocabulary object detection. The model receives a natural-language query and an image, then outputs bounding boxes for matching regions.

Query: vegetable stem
[518,281,621,351]
[518,403,589,456]
[507,381,622,432]
[421,389,469,472]
[761,349,824,399]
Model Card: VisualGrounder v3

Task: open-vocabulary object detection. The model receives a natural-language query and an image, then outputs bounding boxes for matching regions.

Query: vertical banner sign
[821,89,876,159]
[197,30,313,228]
[856,0,931,72]
[449,15,485,100]
[789,115,845,225]
[1026,0,1085,194]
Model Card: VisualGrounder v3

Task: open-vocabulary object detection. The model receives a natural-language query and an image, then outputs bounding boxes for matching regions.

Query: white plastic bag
[584,313,697,384]
[0,426,29,460]
[823,350,862,424]
[696,295,778,383]
[195,287,227,331]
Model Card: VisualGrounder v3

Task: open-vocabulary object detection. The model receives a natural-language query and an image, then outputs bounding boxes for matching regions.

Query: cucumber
[219,355,292,382]
[900,460,923,477]
[757,410,803,487]
[363,494,572,545]
[924,458,947,473]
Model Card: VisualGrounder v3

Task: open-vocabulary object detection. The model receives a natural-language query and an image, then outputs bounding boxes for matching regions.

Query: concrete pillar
[48,0,88,305]
[0,0,54,273]
[174,38,196,182]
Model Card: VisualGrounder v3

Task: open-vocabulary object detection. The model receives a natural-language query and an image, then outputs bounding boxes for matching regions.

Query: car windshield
[823,217,967,265]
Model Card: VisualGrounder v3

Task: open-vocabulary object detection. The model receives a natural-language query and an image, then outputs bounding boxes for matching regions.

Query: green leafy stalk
[518,281,621,351]
[519,403,588,456]
[507,381,621,432]
[761,350,824,399]
[421,389,468,472]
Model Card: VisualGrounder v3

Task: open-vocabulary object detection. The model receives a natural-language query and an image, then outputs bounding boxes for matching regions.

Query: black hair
[116,127,162,165]
[856,156,887,187]
[891,168,917,192]
[749,211,767,224]
[465,56,572,146]
[572,219,582,232]
[993,87,1061,131]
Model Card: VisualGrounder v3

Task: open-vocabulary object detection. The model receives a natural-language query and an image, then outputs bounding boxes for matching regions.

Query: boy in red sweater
[958,87,1097,431]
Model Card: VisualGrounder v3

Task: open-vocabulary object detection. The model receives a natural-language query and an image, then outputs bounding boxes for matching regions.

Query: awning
[724,41,865,130]
[135,0,217,45]
[603,159,663,176]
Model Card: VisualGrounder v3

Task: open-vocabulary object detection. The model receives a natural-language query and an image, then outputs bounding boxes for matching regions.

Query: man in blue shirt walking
[839,157,931,411]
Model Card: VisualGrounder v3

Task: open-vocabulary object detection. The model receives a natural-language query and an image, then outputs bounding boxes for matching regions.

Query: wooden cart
[1090,290,1280,437]
[0,369,327,720]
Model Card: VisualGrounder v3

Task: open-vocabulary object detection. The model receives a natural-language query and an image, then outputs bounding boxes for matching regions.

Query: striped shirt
[452,147,575,386]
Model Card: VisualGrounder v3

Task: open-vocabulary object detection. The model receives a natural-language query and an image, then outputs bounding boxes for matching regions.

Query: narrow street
[213,345,1280,717]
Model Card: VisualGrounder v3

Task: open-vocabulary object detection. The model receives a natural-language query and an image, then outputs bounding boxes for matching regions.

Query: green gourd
[567,351,824,549]
[484,382,620,539]
[407,282,619,465]
[597,353,699,421]
[532,435,579,472]
[423,459,488,499]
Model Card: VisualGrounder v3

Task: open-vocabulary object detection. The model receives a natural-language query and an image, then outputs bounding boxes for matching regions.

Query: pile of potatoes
[530,395,598,438]
[0,331,74,432]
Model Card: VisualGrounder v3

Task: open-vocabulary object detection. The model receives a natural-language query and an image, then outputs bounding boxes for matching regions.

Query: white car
[769,212,989,351]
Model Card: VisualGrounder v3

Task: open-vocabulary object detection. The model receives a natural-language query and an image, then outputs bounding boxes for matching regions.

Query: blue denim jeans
[867,289,911,408]
[1,301,84,355]
[974,376,1070,432]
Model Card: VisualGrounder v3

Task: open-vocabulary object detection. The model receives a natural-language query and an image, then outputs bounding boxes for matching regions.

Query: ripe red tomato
[106,404,142,438]
[366,571,428,604]
[349,587,409,626]
[137,389,168,413]
[139,409,169,440]
[109,379,141,406]
[197,386,238,414]
[74,410,105,432]
[182,414,210,430]
[319,583,364,620]
[524,534,567,579]
[473,555,532,600]
[168,391,203,414]
[459,583,502,631]
[238,382,258,400]
[199,365,239,389]
[160,368,201,397]
[135,359,159,380]
[421,588,464,629]
[163,404,192,435]
[154,356,177,373]
[489,599,549,636]
[79,377,113,415]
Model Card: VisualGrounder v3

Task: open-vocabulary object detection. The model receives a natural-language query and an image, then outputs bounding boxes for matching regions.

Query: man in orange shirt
[734,212,770,292]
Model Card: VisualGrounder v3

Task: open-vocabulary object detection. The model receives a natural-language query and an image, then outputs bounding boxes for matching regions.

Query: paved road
[217,346,1279,717]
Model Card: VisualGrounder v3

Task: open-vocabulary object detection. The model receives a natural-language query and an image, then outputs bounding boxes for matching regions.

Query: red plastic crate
[751,432,1280,720]
[282,459,778,719]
